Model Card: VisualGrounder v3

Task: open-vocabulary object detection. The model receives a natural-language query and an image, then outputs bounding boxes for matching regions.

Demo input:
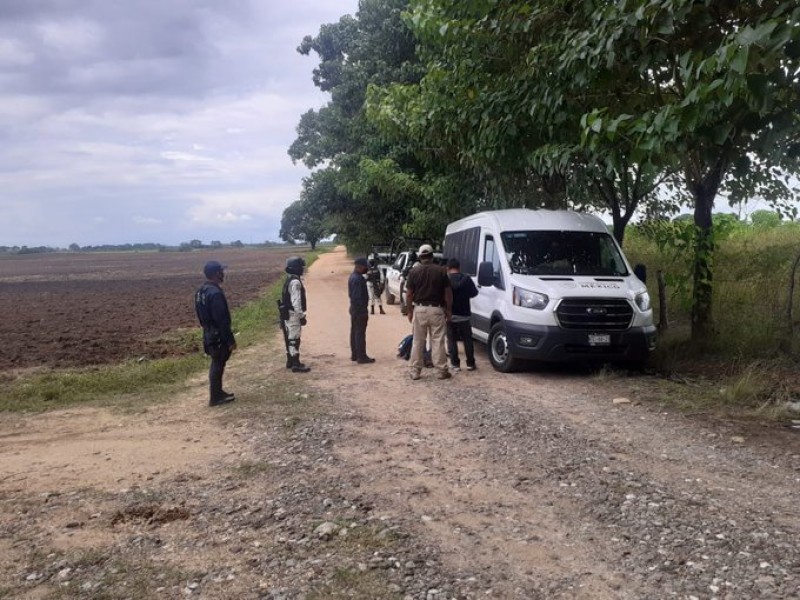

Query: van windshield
[501,230,629,276]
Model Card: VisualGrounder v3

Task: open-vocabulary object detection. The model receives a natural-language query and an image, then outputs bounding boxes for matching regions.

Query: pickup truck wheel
[488,322,519,373]
[384,286,395,305]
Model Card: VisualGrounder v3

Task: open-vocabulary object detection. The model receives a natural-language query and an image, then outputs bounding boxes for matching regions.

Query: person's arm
[289,279,305,318]
[211,293,236,350]
[405,286,414,323]
[444,284,453,322]
[467,277,479,298]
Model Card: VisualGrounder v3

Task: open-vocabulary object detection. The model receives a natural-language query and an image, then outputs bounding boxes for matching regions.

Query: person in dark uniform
[445,258,479,371]
[405,244,453,380]
[281,256,310,373]
[349,257,375,364]
[195,260,237,406]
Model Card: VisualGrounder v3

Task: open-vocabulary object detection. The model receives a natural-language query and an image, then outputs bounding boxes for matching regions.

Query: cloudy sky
[0,0,360,247]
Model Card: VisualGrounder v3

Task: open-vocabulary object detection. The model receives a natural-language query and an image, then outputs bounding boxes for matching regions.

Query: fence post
[783,250,800,350]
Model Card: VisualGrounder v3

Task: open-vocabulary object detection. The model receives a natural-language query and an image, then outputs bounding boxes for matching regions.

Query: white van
[443,209,656,371]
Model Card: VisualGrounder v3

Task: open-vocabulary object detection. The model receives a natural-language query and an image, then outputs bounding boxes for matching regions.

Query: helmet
[285,256,305,275]
[203,260,226,279]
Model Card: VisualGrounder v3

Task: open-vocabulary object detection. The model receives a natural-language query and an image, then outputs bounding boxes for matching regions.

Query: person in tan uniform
[405,244,452,380]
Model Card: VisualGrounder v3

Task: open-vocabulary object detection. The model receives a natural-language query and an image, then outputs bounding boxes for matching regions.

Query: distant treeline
[0,239,300,255]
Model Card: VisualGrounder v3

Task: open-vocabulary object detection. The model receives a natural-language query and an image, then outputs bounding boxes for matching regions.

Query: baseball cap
[203,260,226,278]
[418,244,434,256]
[354,257,369,267]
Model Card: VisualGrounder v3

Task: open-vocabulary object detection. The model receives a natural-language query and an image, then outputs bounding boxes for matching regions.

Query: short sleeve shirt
[406,262,449,305]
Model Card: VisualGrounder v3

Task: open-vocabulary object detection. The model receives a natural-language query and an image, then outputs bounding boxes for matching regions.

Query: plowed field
[0,248,297,370]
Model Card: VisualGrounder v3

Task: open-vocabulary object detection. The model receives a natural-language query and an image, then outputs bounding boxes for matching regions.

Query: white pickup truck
[383,251,415,306]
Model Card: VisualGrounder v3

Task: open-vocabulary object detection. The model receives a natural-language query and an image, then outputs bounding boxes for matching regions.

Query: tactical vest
[282,275,307,313]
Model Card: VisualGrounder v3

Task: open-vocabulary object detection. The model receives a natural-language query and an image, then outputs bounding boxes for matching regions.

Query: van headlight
[635,291,651,311]
[513,286,549,310]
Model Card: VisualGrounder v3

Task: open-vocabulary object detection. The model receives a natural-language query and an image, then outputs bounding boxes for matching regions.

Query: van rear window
[501,231,629,276]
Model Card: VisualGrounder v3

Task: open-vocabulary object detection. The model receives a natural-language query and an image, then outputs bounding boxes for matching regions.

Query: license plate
[588,333,611,346]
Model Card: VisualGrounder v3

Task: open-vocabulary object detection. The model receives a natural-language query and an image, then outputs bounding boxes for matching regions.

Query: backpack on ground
[397,334,413,360]
[397,334,433,366]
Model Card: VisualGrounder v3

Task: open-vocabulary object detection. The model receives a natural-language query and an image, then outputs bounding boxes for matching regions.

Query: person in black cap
[195,260,236,406]
[348,257,375,364]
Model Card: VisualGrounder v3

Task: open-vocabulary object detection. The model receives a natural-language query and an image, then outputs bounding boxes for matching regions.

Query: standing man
[446,258,479,372]
[405,244,453,380]
[349,257,375,364]
[281,256,311,373]
[195,261,236,406]
[366,257,386,315]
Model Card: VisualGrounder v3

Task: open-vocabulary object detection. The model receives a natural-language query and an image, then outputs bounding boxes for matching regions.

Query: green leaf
[730,46,750,74]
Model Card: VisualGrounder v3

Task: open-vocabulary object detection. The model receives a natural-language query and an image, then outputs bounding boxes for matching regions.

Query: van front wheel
[489,323,519,373]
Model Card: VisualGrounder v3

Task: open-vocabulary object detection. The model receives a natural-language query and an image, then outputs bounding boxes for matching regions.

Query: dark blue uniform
[195,281,235,402]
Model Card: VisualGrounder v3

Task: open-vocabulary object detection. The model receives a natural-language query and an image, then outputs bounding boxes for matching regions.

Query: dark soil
[0,248,296,370]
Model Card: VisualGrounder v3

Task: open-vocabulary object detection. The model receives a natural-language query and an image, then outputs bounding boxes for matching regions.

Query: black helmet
[285,256,305,275]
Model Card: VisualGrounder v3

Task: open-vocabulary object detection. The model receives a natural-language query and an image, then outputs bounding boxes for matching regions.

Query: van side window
[485,236,504,288]
[443,226,480,275]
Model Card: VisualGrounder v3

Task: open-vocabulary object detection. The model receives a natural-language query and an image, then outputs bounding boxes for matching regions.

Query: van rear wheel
[489,322,519,373]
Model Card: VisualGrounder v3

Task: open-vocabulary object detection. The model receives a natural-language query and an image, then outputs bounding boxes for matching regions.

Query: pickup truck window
[501,230,629,276]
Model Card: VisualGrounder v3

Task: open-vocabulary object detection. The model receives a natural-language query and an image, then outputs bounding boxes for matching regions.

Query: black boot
[285,353,292,369]
[371,305,375,315]
[210,391,235,406]
[291,355,310,373]
[379,305,385,315]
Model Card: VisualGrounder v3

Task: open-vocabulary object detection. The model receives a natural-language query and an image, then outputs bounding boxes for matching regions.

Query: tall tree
[288,0,440,251]
[388,0,799,339]
[570,1,800,339]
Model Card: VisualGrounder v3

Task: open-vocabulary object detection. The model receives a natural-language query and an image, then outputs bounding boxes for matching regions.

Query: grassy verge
[0,251,323,413]
[622,224,800,422]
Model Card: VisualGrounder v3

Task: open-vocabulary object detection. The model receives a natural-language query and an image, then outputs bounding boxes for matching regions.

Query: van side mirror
[634,264,647,284]
[477,261,495,287]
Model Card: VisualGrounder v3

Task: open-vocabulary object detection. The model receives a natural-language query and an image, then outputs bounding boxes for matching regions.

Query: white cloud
[36,18,105,60]
[132,216,163,225]
[0,0,361,246]
[160,151,212,162]
[0,38,34,66]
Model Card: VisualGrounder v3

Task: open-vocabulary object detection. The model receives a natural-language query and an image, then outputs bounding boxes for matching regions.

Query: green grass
[1,251,322,413]
[622,223,800,420]
[625,223,800,360]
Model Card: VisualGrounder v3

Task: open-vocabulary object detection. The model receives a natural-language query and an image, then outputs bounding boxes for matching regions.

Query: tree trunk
[657,270,669,332]
[310,240,317,251]
[690,187,716,342]
[612,213,631,247]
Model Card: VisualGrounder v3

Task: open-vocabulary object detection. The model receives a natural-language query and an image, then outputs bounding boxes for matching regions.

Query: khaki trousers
[410,305,447,375]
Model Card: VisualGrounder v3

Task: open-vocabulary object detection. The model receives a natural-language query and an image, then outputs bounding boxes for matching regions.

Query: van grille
[555,298,633,331]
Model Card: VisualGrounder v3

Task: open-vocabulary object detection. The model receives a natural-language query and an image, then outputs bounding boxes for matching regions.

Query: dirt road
[1,246,798,599]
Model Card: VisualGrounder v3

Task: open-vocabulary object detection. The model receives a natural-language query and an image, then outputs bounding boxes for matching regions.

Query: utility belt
[414,301,442,307]
[204,328,222,347]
